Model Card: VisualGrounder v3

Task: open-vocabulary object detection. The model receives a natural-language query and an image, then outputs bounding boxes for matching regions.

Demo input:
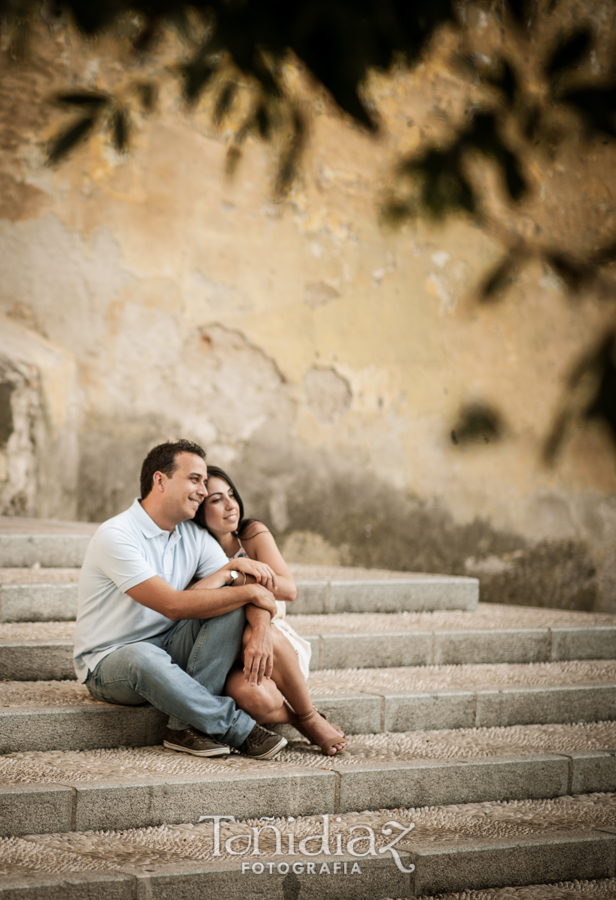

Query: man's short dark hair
[140,440,206,499]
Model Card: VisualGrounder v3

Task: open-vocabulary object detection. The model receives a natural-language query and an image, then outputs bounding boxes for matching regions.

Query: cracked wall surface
[1,8,616,611]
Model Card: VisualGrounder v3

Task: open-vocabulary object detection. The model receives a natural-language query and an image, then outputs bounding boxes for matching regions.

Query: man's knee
[204,605,246,639]
[99,640,171,689]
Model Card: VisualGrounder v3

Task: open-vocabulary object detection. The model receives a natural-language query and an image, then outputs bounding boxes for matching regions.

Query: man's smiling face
[161,452,208,524]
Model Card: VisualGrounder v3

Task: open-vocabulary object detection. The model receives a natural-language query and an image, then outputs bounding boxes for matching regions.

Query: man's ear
[153,471,166,492]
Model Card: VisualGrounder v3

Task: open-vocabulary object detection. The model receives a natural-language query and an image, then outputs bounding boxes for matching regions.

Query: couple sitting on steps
[73,439,346,760]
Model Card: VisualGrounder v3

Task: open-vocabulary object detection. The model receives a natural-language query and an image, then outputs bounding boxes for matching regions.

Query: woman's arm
[240,525,297,603]
[190,557,278,593]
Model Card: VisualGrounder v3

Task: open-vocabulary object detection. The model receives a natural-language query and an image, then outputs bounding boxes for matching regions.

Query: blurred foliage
[2,0,616,459]
[451,403,504,446]
[0,0,458,194]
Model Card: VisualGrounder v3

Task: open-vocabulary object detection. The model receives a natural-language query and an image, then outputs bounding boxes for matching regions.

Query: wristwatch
[228,569,239,585]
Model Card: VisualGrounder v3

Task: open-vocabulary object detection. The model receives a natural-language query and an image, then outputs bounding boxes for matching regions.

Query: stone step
[0,518,97,569]
[1,720,615,836]
[0,793,614,898]
[0,569,79,622]
[1,660,615,753]
[2,606,616,680]
[422,881,616,900]
[289,565,478,613]
[0,565,479,621]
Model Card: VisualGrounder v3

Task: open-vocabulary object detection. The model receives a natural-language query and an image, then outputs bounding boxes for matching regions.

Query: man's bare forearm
[245,604,274,629]
[127,577,277,621]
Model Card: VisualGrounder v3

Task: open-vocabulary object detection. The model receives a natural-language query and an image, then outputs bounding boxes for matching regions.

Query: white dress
[231,540,311,680]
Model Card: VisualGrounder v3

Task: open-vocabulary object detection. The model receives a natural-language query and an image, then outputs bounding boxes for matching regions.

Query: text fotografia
[198,814,416,875]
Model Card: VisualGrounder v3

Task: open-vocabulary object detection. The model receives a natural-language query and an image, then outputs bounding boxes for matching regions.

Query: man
[73,439,287,759]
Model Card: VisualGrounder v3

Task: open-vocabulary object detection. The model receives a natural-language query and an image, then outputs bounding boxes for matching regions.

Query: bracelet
[242,572,247,585]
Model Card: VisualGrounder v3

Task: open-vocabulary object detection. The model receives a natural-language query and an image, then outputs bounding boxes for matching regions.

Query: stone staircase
[1,516,615,899]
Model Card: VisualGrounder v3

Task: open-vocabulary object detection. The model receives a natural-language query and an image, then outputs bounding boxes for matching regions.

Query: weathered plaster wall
[1,9,616,611]
[0,316,79,518]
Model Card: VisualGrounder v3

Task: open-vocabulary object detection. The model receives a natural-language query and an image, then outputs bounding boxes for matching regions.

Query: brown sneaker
[163,727,230,757]
[238,723,288,760]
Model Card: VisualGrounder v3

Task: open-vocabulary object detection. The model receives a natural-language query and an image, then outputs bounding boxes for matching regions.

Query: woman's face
[203,475,240,535]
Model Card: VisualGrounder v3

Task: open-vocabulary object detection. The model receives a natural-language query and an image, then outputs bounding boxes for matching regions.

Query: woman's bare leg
[225,625,345,754]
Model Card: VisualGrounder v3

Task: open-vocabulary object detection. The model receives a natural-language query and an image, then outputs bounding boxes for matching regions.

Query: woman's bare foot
[291,706,346,756]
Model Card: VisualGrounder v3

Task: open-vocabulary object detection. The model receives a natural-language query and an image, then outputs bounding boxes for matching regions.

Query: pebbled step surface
[0,794,614,898]
[2,606,616,680]
[2,661,616,707]
[415,880,616,900]
[2,662,616,753]
[1,793,615,865]
[1,721,615,779]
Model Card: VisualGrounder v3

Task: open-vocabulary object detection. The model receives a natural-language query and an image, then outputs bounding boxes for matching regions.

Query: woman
[194,466,346,756]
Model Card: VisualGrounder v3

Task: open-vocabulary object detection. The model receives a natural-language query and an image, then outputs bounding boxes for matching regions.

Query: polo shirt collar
[129,498,172,540]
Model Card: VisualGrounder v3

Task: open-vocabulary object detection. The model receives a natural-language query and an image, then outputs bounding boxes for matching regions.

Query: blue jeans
[85,607,255,748]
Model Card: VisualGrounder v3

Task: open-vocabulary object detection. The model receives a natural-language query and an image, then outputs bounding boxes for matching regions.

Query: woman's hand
[226,557,278,593]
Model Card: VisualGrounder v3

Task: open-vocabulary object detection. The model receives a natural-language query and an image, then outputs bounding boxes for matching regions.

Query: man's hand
[247,584,277,618]
[243,604,276,686]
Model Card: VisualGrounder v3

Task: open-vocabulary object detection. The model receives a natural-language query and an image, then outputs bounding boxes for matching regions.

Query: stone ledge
[1,751,614,836]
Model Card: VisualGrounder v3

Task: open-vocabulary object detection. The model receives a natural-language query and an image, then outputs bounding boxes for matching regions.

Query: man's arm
[127,576,277,621]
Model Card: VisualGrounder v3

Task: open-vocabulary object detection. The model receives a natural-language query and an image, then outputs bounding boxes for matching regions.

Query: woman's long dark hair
[194,465,258,540]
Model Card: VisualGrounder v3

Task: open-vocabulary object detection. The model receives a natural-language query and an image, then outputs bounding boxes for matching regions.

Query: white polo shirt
[73,499,228,683]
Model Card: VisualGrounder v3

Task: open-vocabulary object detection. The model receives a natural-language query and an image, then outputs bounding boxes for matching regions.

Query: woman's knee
[226,673,283,720]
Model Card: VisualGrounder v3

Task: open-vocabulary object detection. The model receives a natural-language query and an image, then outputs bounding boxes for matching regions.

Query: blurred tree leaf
[225,143,242,177]
[46,113,99,163]
[506,0,531,28]
[544,331,616,461]
[111,106,129,152]
[275,104,306,197]
[178,50,218,106]
[214,80,237,126]
[585,338,616,441]
[545,252,592,293]
[485,61,518,107]
[402,145,476,219]
[545,28,593,80]
[135,81,158,114]
[479,251,523,302]
[399,112,527,220]
[54,90,109,108]
[254,101,272,140]
[451,403,503,446]
[559,83,616,137]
